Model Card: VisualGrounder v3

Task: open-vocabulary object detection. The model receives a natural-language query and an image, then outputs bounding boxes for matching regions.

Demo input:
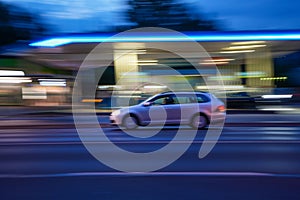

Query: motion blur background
[0,0,300,112]
[1,1,300,199]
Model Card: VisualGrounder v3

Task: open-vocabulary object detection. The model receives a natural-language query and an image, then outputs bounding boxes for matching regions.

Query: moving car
[110,91,226,129]
[226,92,256,109]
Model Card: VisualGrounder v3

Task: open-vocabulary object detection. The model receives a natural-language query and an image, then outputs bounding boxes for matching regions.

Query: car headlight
[111,109,121,116]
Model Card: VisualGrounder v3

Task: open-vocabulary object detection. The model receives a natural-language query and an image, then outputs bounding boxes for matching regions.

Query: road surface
[0,113,300,199]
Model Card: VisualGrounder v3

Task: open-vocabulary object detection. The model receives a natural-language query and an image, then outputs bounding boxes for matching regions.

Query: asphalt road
[0,114,300,199]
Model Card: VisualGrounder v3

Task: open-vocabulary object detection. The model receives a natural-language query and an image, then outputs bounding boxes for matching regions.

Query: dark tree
[0,2,47,46]
[123,0,219,31]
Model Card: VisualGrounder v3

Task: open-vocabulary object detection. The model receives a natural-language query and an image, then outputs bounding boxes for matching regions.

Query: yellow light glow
[231,41,266,45]
[260,77,287,81]
[220,50,255,54]
[203,58,235,62]
[222,44,266,50]
[200,62,228,65]
[82,99,103,103]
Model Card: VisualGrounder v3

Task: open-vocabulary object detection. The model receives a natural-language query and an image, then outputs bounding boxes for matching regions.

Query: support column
[245,48,274,87]
[114,50,139,88]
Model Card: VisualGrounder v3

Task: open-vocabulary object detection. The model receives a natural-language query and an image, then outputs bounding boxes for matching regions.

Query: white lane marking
[1,171,299,178]
[1,140,300,146]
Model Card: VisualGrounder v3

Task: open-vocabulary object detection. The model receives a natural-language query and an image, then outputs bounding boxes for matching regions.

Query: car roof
[159,91,208,95]
[143,91,214,103]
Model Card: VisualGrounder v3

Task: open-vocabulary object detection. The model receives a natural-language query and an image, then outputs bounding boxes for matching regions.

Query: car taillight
[217,105,226,112]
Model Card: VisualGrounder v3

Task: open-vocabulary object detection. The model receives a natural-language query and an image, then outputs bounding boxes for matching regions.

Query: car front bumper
[109,114,123,125]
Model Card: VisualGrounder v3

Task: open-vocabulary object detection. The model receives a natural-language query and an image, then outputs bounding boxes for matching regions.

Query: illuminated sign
[29,31,300,47]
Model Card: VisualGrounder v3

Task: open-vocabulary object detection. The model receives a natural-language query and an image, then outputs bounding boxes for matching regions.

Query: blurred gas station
[1,31,300,111]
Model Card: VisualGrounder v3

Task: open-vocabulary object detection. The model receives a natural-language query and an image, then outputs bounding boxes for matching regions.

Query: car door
[174,94,197,123]
[162,94,181,124]
[139,95,172,125]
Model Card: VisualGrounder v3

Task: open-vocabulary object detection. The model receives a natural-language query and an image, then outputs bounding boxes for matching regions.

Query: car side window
[176,94,210,104]
[175,96,189,104]
[171,95,197,104]
[151,95,176,105]
[149,93,210,105]
[152,96,165,105]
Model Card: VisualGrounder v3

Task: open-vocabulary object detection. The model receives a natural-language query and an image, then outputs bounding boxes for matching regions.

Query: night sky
[3,0,300,33]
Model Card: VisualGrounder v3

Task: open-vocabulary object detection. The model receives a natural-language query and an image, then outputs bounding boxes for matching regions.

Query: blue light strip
[29,31,300,47]
[30,38,73,47]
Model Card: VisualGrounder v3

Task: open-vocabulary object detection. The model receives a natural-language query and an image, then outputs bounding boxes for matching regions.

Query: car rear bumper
[210,112,226,122]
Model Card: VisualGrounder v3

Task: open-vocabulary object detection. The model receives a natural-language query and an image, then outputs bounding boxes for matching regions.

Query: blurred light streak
[22,87,47,100]
[30,38,72,47]
[259,107,296,111]
[98,85,121,89]
[262,95,293,99]
[116,95,141,98]
[82,99,103,103]
[138,63,158,66]
[0,77,32,83]
[208,76,236,81]
[38,79,66,86]
[260,77,287,80]
[134,60,158,65]
[204,59,235,62]
[200,62,228,65]
[196,85,244,90]
[116,91,142,94]
[38,79,66,82]
[144,85,167,89]
[231,41,266,45]
[137,60,158,63]
[220,50,255,54]
[0,70,25,76]
[222,44,266,50]
[235,71,266,78]
[39,81,66,86]
[29,31,300,47]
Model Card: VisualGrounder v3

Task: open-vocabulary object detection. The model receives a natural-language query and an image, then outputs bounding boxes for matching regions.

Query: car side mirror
[143,102,153,107]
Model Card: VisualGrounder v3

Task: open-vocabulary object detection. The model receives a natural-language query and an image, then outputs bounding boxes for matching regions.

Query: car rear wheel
[190,114,208,129]
[122,115,138,130]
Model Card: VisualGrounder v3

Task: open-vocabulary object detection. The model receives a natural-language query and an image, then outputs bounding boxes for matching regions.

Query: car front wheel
[122,115,138,130]
[190,114,208,129]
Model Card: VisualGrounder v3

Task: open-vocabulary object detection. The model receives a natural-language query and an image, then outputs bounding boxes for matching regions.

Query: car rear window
[196,94,210,103]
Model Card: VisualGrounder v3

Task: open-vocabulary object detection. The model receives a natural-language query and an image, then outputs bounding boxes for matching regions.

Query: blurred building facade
[1,30,300,107]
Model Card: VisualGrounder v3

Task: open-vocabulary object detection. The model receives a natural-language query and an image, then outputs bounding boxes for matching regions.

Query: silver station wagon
[110,91,226,129]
